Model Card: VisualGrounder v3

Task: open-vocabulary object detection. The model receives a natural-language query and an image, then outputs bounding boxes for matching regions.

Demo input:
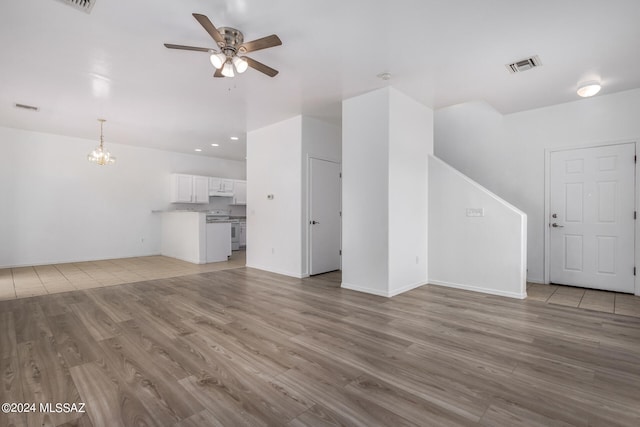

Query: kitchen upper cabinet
[233,180,247,205]
[193,176,209,203]
[170,174,209,203]
[209,177,235,196]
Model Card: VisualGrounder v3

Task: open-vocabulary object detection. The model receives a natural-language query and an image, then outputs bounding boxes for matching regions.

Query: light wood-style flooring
[1,267,640,426]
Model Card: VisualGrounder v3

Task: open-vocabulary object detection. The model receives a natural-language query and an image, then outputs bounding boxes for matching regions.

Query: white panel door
[309,158,341,275]
[549,143,635,292]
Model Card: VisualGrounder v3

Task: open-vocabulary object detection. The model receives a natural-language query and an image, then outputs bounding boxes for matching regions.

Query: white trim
[245,263,308,279]
[341,281,427,298]
[388,281,426,297]
[543,140,637,291]
[428,155,526,216]
[429,279,527,300]
[0,252,163,269]
[341,282,390,297]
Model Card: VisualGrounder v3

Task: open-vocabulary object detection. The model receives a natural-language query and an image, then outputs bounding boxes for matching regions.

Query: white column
[342,87,433,297]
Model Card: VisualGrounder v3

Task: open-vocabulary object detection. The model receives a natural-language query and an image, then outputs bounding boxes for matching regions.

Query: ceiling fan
[165,13,282,78]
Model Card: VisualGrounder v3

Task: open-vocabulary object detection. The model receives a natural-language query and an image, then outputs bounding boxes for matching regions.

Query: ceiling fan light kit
[209,52,226,69]
[222,61,235,78]
[232,56,248,73]
[165,13,282,78]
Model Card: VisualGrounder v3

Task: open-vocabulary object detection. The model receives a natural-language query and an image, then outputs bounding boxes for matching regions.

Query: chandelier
[87,118,115,165]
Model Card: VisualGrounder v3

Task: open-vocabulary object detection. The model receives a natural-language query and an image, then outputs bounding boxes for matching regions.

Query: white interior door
[549,143,635,292]
[309,158,341,275]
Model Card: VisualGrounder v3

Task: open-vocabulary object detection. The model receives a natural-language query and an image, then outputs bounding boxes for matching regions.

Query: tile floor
[527,282,640,317]
[0,251,246,301]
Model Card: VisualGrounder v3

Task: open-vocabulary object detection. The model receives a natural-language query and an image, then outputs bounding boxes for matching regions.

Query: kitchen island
[161,211,232,263]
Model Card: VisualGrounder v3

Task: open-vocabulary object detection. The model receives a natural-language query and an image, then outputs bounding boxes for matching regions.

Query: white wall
[0,126,245,268]
[342,89,391,295]
[301,116,341,276]
[388,89,432,296]
[429,156,527,299]
[342,87,432,297]
[435,89,640,285]
[246,116,304,277]
[245,115,340,278]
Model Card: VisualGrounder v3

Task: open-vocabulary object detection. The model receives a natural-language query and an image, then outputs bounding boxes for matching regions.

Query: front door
[309,158,341,275]
[549,143,635,292]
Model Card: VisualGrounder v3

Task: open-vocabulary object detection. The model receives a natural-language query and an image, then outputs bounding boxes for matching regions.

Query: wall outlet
[466,208,484,217]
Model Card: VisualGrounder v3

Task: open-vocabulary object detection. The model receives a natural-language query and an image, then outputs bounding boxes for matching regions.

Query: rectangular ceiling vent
[14,103,39,112]
[506,56,542,73]
[54,0,96,14]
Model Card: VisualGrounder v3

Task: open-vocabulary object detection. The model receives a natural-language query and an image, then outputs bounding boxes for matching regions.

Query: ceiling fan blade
[239,35,282,53]
[214,68,225,78]
[245,57,279,77]
[192,13,225,46]
[164,43,211,52]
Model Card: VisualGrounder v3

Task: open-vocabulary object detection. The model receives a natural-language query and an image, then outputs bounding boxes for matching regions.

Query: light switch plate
[466,208,484,217]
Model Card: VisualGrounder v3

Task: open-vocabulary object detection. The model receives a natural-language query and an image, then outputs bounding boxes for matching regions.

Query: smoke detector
[54,0,96,14]
[506,56,542,73]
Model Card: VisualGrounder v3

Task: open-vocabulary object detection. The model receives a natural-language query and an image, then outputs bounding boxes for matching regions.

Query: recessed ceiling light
[211,143,219,147]
[577,80,601,97]
[194,148,202,152]
[230,136,239,141]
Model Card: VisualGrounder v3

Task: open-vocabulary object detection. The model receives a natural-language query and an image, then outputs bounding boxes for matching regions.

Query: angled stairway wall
[429,155,527,299]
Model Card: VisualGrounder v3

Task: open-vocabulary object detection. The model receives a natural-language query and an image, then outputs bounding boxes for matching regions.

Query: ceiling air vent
[506,56,542,73]
[54,0,96,14]
[14,103,39,112]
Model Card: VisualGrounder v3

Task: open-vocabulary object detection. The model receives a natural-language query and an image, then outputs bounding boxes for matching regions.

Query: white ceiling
[1,0,639,161]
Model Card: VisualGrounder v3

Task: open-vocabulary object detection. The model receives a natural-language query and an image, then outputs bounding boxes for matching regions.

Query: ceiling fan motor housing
[219,27,244,55]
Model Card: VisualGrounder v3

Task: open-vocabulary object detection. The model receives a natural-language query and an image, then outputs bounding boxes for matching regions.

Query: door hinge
[339,211,342,217]
[339,172,342,178]
[634,267,636,276]
[339,249,342,255]
[635,155,637,163]
[635,211,637,220]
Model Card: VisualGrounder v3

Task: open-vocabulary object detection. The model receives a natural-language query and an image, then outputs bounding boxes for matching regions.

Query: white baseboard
[341,282,390,297]
[341,281,426,298]
[1,251,163,269]
[245,263,307,279]
[429,279,527,299]
[389,281,426,297]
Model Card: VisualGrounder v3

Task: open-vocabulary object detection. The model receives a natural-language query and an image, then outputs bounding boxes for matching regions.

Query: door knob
[551,223,564,228]
[311,220,320,225]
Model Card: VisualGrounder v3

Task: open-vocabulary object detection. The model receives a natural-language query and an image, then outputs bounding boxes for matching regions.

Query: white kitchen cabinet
[161,212,231,264]
[209,177,235,196]
[170,174,209,204]
[193,176,209,203]
[233,180,247,205]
